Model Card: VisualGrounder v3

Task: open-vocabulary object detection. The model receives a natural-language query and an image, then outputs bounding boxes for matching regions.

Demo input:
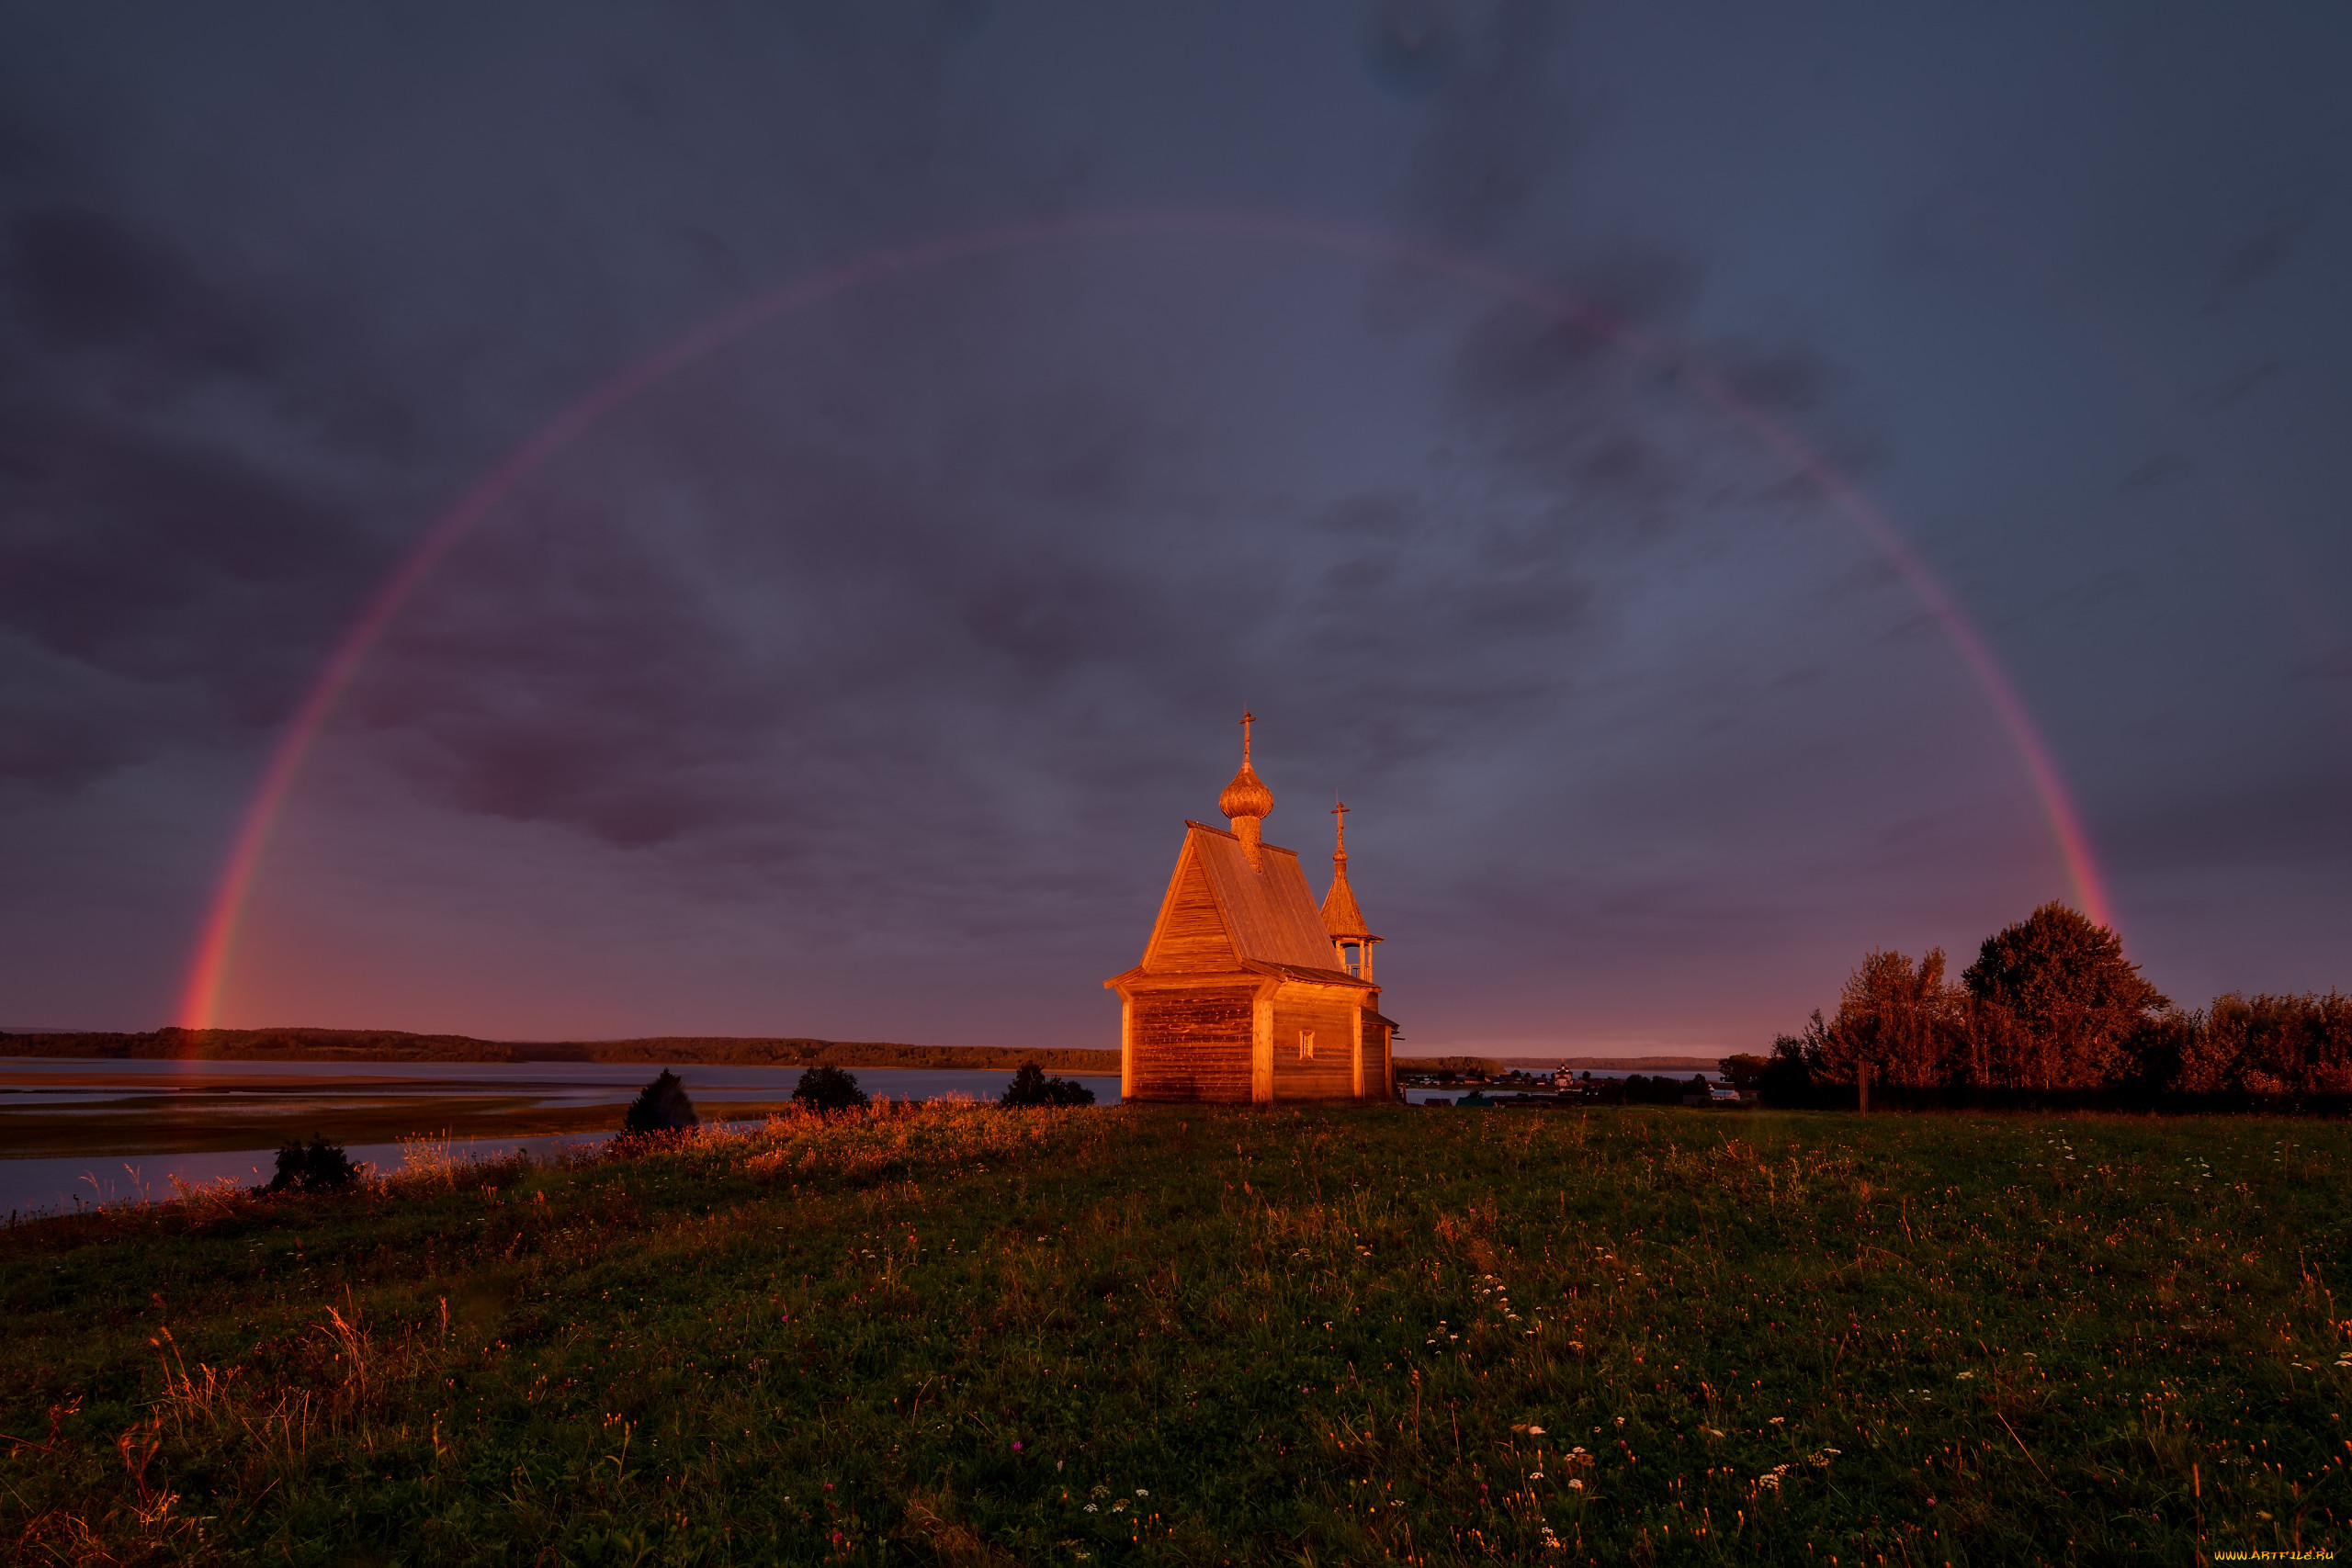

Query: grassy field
[3,1105,2346,1565]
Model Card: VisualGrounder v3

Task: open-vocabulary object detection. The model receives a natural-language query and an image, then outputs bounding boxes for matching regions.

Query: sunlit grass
[4,1103,2347,1563]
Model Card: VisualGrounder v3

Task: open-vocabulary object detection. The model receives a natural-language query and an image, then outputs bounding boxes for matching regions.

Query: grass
[3,1104,2347,1564]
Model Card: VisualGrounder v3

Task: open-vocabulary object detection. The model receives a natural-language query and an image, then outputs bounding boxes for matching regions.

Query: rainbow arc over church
[175,209,2114,1031]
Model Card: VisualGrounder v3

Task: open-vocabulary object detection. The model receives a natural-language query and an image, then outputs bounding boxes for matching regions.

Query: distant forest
[0,1028,1121,1076]
[1730,901,2350,1105]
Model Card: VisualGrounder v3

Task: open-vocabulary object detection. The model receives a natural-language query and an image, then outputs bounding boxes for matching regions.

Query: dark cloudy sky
[4,4,2347,1055]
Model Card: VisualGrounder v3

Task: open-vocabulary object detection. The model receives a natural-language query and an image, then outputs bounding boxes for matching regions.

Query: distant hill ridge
[0,1028,1120,1076]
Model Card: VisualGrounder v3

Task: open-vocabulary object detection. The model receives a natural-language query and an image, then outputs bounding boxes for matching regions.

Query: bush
[792,1066,870,1113]
[999,1061,1097,1108]
[265,1137,360,1194]
[622,1069,701,1134]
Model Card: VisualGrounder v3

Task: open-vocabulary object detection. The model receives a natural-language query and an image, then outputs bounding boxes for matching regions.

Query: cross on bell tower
[1320,796,1380,980]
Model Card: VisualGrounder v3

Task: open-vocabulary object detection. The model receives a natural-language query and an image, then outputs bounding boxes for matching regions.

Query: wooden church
[1104,716,1396,1104]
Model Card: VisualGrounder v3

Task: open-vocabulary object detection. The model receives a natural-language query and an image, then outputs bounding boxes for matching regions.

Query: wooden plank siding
[1270,983,1365,1101]
[1125,987,1255,1101]
[1143,848,1239,972]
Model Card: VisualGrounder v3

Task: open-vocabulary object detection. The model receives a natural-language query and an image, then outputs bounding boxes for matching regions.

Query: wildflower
[1529,1471,1544,1481]
[1566,1479,1584,1491]
[1085,1504,1098,1513]
[1956,1371,1975,1380]
[1113,1499,1129,1512]
[1769,1416,1784,1424]
[1527,1425,1546,1436]
[1702,1427,1725,1438]
[1013,1441,1023,1451]
[1136,1489,1148,1496]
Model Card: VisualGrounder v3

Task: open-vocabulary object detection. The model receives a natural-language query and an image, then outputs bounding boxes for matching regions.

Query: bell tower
[1320,799,1381,980]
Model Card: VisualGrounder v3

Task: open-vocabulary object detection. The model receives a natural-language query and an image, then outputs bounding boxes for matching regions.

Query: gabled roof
[1184,822,1338,971]
[1116,821,1370,988]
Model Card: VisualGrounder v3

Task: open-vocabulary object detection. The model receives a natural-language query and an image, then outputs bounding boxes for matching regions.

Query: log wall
[1127,987,1255,1101]
[1271,985,1365,1101]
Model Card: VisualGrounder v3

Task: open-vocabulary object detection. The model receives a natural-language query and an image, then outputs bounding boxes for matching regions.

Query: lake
[0,1058,1120,1218]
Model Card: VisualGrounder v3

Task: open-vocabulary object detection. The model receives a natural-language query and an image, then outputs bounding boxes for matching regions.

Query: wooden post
[1119,994,1134,1102]
[1351,1002,1365,1100]
[1252,987,1275,1104]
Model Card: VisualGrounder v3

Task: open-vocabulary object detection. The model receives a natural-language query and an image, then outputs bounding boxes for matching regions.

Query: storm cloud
[2,4,2347,1050]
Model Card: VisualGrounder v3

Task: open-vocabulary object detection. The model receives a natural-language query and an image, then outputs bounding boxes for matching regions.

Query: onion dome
[1220,710,1274,824]
[1219,760,1273,824]
[1221,711,1274,865]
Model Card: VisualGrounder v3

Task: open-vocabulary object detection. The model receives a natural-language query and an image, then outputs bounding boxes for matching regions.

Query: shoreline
[0,1028,1120,1074]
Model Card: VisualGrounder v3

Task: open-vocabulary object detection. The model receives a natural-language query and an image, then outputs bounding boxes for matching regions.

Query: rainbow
[175,209,2113,1030]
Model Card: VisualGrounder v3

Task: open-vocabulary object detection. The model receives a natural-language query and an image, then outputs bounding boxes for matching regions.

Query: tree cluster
[998,1061,1097,1108]
[1599,1073,1713,1106]
[1765,901,2351,1098]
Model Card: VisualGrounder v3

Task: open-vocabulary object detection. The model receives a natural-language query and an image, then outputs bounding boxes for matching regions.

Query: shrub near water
[4,1104,2350,1564]
[621,1069,701,1135]
[1001,1061,1099,1108]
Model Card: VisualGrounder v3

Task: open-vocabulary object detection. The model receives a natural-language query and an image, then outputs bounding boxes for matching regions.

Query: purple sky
[3,5,2347,1055]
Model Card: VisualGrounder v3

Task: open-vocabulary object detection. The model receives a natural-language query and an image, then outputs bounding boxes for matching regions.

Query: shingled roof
[1120,821,1367,987]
